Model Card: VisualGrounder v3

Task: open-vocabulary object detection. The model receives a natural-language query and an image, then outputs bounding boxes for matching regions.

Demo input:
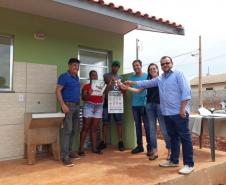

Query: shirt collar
[163,68,175,78]
[67,71,78,78]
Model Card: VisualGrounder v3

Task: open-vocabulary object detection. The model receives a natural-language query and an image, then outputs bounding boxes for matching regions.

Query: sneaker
[118,141,125,151]
[69,152,80,160]
[131,146,144,154]
[159,160,179,167]
[178,165,195,175]
[97,141,107,150]
[62,157,74,167]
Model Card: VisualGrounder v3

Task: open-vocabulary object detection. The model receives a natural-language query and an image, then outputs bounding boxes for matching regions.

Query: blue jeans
[164,114,194,166]
[146,103,171,151]
[132,106,150,150]
[61,103,80,158]
[102,107,123,124]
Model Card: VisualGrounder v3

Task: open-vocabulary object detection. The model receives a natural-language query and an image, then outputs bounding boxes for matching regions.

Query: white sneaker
[159,160,179,167]
[178,165,195,175]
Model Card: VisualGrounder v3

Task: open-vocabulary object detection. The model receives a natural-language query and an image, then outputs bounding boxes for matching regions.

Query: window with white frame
[0,34,13,91]
[78,48,109,85]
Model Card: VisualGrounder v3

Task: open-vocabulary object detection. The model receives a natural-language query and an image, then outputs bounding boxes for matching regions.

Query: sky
[104,0,226,79]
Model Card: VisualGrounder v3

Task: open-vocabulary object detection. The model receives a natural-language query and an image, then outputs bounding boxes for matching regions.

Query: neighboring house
[190,73,226,91]
[190,74,226,112]
[0,0,184,161]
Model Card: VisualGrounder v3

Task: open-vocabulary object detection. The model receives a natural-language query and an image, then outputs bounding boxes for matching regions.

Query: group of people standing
[127,60,171,161]
[56,56,195,175]
[56,58,125,167]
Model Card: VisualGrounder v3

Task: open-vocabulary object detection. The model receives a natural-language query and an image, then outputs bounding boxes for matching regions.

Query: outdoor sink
[24,112,65,164]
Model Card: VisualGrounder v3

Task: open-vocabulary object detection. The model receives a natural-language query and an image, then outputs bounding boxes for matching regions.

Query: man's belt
[65,102,80,106]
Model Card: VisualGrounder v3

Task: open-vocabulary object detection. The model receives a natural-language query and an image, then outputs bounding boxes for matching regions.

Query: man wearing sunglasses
[123,56,194,175]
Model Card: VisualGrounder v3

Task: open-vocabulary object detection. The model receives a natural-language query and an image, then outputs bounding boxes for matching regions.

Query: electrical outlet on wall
[18,94,24,102]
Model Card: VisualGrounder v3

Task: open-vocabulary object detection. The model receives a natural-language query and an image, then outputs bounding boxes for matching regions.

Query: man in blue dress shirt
[56,58,81,167]
[123,56,194,175]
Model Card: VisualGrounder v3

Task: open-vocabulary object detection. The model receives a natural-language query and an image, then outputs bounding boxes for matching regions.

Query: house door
[78,48,110,148]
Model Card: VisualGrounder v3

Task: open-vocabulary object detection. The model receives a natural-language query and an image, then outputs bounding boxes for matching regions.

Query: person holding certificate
[79,70,104,155]
[98,60,125,151]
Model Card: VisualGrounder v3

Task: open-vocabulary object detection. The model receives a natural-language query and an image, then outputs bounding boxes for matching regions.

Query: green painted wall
[0,7,123,74]
[0,7,137,151]
[121,73,136,148]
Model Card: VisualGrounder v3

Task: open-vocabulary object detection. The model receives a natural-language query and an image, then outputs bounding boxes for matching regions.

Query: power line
[124,49,198,69]
[124,51,226,70]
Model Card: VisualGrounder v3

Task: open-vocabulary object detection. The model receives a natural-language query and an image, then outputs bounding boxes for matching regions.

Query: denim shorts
[83,102,103,118]
[102,107,123,124]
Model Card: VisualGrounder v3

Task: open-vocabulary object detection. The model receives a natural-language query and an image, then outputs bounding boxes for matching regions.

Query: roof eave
[53,0,185,35]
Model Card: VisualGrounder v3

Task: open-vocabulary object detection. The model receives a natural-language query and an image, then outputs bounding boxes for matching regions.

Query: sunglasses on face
[161,62,171,66]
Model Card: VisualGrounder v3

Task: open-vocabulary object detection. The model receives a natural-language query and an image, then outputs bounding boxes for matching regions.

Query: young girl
[79,70,103,155]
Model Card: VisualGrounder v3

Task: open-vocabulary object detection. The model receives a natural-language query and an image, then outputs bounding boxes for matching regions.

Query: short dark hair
[112,60,120,67]
[132,59,142,66]
[160,56,173,63]
[68,58,80,65]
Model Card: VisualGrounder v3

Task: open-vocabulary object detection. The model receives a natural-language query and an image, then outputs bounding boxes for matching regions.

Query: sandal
[149,152,158,160]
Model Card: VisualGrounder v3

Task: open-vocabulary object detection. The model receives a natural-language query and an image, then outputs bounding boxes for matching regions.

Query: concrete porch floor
[1,140,226,185]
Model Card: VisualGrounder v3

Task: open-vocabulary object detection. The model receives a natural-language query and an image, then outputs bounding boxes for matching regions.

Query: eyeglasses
[161,62,170,66]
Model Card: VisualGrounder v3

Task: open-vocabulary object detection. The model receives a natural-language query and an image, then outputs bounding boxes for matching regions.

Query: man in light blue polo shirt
[56,58,80,167]
[128,60,150,155]
[124,56,194,175]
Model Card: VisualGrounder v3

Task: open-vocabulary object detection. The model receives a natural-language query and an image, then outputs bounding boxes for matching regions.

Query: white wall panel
[0,93,25,126]
[0,63,57,160]
[26,93,56,113]
[0,124,24,160]
[26,63,57,93]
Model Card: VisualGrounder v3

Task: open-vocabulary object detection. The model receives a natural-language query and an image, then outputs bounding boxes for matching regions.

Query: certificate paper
[91,80,106,96]
[108,91,124,113]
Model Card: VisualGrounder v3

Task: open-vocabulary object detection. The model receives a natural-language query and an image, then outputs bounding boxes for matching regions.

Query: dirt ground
[1,140,226,185]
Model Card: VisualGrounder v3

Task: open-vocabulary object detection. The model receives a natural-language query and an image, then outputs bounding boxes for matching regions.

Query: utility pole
[136,38,139,60]
[198,35,203,107]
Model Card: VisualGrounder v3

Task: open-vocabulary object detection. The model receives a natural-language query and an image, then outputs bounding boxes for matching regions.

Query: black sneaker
[131,146,144,154]
[62,157,74,167]
[118,141,125,151]
[97,141,107,150]
[69,152,80,160]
